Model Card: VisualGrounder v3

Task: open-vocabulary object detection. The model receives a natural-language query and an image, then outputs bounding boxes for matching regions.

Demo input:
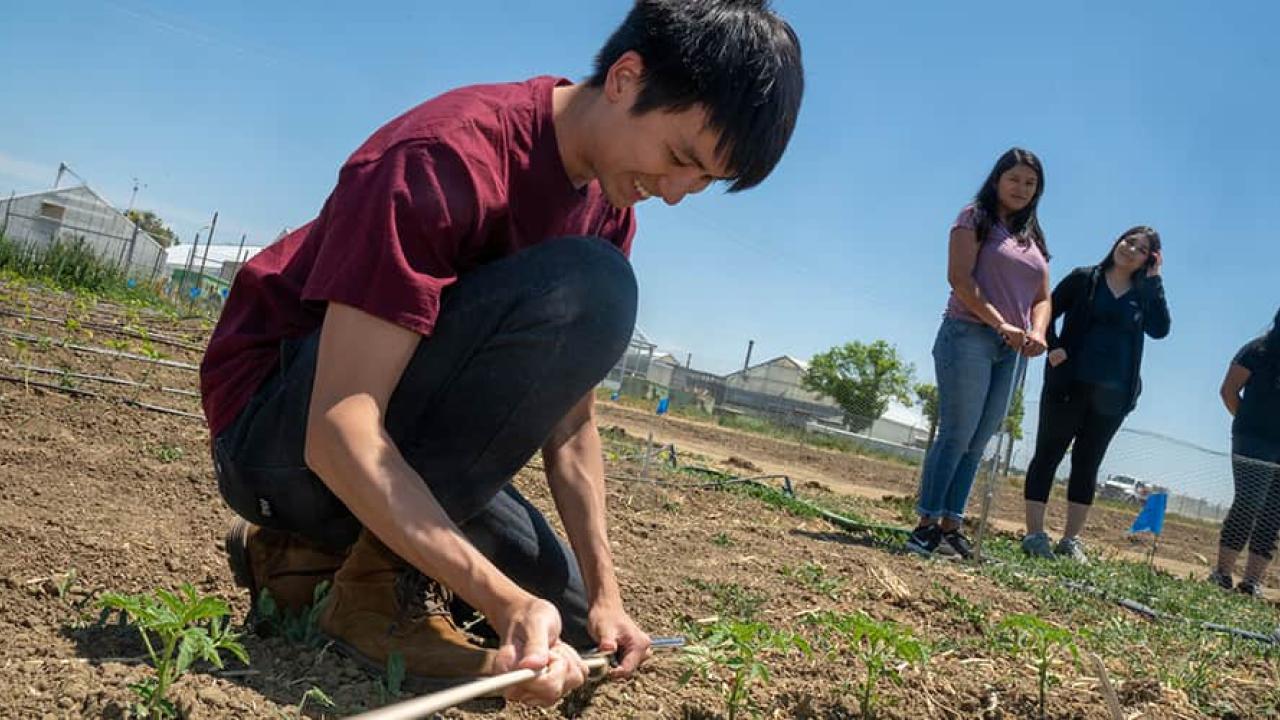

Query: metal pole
[743,339,755,372]
[230,232,246,283]
[1,190,13,238]
[346,637,685,720]
[614,335,632,398]
[178,232,200,297]
[150,247,164,284]
[971,351,1027,563]
[124,223,140,274]
[348,658,609,720]
[191,212,218,309]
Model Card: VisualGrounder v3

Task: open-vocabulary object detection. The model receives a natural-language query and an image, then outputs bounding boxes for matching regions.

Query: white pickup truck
[1098,474,1153,504]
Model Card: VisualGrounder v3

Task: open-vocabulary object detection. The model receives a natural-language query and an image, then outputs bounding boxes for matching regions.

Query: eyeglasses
[1119,237,1151,255]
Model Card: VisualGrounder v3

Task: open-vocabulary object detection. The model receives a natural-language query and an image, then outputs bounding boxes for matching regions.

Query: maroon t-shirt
[201,76,636,437]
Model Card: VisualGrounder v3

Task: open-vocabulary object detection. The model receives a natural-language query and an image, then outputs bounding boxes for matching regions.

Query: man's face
[591,53,734,209]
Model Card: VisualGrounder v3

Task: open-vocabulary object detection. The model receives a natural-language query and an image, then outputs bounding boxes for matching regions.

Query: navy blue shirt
[1074,283,1141,393]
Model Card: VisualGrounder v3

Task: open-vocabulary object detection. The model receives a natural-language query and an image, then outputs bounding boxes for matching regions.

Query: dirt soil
[0,284,1275,719]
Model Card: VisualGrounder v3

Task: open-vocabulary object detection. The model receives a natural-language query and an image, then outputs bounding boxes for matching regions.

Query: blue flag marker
[221,288,229,298]
[610,390,620,401]
[189,287,201,299]
[126,278,137,288]
[656,397,670,415]
[1129,492,1168,535]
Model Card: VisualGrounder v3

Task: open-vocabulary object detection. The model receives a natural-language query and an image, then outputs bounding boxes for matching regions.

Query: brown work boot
[224,518,348,631]
[319,530,499,688]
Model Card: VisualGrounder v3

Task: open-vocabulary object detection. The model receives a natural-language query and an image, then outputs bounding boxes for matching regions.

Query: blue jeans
[916,318,1019,521]
[212,237,638,647]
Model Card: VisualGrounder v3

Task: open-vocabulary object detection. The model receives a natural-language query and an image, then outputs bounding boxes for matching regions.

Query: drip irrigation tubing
[0,328,199,371]
[0,307,205,352]
[0,373,205,420]
[2,297,206,337]
[4,361,201,398]
[600,446,1279,647]
[1057,579,1280,646]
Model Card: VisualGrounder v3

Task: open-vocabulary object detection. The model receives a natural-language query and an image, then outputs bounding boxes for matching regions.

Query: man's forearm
[543,419,622,607]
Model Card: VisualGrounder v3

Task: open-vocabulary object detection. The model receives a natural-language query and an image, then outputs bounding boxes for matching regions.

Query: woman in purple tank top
[906,148,1052,559]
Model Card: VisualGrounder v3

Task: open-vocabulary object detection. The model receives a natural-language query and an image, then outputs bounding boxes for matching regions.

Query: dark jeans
[212,237,638,647]
[1219,435,1280,560]
[1023,383,1126,506]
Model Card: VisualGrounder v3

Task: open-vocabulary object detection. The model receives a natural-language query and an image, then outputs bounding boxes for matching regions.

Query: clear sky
[2,1,1276,463]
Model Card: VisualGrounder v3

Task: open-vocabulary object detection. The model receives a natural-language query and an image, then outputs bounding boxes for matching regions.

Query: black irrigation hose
[0,373,205,420]
[600,451,1280,647]
[5,361,202,399]
[1059,578,1280,646]
[0,307,205,352]
[0,328,199,371]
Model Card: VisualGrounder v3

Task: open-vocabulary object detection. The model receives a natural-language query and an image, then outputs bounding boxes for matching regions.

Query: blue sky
[2,1,1276,467]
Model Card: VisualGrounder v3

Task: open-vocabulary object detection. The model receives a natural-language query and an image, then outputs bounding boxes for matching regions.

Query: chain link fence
[603,332,931,463]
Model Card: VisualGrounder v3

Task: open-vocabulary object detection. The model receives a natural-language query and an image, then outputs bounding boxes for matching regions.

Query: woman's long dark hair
[1099,226,1162,279]
[972,147,1049,260]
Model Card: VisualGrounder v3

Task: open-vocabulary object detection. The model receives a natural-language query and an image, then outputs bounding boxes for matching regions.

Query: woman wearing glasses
[1021,227,1171,562]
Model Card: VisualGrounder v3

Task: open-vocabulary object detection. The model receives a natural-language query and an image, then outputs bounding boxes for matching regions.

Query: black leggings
[1218,435,1280,560]
[1024,384,1126,506]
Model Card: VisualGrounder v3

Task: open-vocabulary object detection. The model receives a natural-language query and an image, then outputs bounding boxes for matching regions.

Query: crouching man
[201,0,803,705]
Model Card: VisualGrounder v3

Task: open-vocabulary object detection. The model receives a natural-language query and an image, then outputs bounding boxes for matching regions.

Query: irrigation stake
[1088,653,1124,720]
[971,351,1026,563]
[347,637,686,720]
[345,657,609,720]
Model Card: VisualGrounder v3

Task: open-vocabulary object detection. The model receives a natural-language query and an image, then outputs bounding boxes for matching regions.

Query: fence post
[190,212,218,312]
[150,246,164,284]
[177,231,200,298]
[1,190,13,238]
[124,223,140,275]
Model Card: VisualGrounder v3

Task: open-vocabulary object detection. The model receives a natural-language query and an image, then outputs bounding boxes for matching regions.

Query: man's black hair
[588,0,804,192]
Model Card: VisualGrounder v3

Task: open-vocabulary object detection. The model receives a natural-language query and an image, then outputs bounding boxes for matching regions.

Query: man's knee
[536,237,638,366]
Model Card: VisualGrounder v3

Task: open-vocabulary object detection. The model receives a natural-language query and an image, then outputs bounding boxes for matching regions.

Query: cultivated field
[1,277,1277,719]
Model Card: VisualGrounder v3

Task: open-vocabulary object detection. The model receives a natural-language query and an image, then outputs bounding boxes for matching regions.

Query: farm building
[0,185,168,280]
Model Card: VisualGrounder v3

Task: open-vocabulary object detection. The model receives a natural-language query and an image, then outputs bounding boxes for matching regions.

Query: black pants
[212,237,638,647]
[1023,384,1127,506]
[1219,435,1280,560]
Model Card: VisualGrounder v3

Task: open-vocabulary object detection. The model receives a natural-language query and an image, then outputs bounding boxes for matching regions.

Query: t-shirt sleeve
[301,140,483,336]
[952,204,980,233]
[1233,338,1265,371]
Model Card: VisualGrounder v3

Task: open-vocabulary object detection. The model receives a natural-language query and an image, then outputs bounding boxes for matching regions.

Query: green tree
[803,341,915,434]
[914,383,939,447]
[126,209,179,247]
[1002,384,1025,474]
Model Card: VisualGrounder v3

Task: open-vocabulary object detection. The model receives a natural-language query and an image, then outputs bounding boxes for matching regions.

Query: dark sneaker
[1236,579,1263,598]
[1208,570,1234,591]
[1054,537,1089,564]
[940,529,974,560]
[905,524,943,557]
[1021,532,1055,559]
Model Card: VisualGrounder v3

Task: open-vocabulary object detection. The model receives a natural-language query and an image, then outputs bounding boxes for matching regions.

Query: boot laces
[393,569,453,623]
